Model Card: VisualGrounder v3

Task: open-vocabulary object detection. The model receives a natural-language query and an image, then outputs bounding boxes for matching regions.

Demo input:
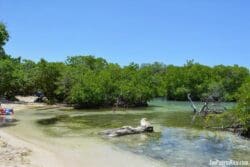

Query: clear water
[1,99,249,167]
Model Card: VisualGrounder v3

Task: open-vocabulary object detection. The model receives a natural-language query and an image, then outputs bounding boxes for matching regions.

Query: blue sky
[1,0,250,67]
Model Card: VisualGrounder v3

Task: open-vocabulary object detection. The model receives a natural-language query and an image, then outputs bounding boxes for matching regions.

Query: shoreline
[0,102,65,167]
[0,130,64,167]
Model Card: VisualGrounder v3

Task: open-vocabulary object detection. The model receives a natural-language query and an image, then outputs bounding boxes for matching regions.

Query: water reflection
[0,115,17,127]
[35,99,248,166]
[106,128,250,167]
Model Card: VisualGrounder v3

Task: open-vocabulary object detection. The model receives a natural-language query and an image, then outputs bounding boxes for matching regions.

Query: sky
[0,0,250,67]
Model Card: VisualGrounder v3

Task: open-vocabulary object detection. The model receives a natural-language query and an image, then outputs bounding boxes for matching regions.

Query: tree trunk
[187,93,197,113]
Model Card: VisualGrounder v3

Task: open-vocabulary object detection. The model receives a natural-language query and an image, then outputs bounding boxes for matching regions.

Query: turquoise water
[34,100,250,166]
[1,100,249,166]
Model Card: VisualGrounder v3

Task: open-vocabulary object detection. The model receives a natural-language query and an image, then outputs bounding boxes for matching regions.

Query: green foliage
[0,55,249,107]
[236,77,250,128]
[55,60,168,107]
[61,56,114,106]
[205,77,250,135]
[34,59,65,103]
[164,62,249,101]
[12,59,37,95]
[0,59,17,98]
[0,22,9,56]
[205,111,239,128]
[69,70,105,106]
[212,65,249,101]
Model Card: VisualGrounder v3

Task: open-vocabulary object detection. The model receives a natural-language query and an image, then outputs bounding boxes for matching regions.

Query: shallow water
[1,100,249,167]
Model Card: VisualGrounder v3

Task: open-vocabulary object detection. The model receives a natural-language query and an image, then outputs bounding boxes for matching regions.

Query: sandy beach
[0,100,63,167]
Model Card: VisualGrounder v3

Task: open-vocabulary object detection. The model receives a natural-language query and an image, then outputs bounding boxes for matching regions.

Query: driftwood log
[100,118,153,137]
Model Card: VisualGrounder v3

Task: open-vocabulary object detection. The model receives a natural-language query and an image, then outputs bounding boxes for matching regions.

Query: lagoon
[2,99,249,167]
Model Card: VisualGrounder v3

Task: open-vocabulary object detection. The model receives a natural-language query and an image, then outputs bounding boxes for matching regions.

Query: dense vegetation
[236,77,250,135]
[204,77,250,137]
[1,55,249,106]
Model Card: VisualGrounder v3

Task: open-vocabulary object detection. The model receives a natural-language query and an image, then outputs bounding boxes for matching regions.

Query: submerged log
[100,118,154,137]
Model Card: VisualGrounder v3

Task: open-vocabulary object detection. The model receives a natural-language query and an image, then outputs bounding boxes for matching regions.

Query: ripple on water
[107,127,250,167]
[34,99,248,167]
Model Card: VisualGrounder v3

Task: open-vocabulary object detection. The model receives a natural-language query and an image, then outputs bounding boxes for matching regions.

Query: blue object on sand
[5,108,14,115]
[0,108,14,115]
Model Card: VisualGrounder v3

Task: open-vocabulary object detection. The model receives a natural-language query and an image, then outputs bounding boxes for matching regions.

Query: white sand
[0,130,63,167]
